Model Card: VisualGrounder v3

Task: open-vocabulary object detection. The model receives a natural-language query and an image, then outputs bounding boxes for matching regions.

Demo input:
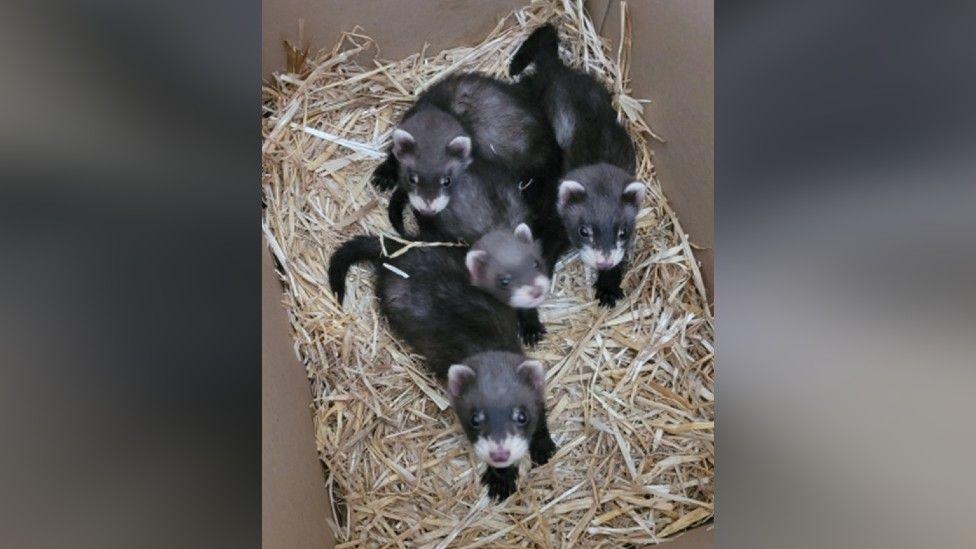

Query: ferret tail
[509,23,560,78]
[328,236,384,305]
[388,187,416,239]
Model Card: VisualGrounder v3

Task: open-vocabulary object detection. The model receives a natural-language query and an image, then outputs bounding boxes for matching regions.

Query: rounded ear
[557,180,586,212]
[516,359,545,394]
[447,136,472,159]
[391,128,416,160]
[514,222,533,244]
[447,364,476,398]
[465,250,489,283]
[622,181,647,207]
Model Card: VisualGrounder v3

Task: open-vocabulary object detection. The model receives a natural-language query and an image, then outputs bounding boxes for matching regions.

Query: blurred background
[0,0,973,547]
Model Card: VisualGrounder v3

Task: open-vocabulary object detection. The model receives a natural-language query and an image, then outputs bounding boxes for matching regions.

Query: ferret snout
[474,434,528,468]
[581,246,624,271]
[408,192,449,214]
[508,275,550,308]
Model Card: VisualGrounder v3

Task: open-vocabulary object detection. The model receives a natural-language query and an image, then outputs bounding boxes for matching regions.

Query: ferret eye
[440,176,452,188]
[470,411,483,428]
[533,260,540,270]
[408,173,419,185]
[579,225,592,238]
[498,275,511,288]
[617,228,628,239]
[514,409,527,425]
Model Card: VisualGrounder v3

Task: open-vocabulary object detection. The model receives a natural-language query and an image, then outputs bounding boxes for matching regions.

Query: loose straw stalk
[262,0,714,545]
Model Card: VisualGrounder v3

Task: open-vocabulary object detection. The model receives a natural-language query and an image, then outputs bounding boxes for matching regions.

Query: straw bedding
[262,0,714,545]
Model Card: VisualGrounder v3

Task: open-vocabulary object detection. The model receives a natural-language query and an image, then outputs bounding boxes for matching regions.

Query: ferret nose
[489,448,510,463]
[596,257,615,269]
[529,287,543,299]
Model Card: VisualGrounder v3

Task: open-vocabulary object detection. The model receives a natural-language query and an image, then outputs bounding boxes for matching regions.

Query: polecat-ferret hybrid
[327,228,557,500]
[510,24,648,307]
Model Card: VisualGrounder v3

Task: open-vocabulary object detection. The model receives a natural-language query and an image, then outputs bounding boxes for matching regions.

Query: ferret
[384,108,528,244]
[371,72,561,196]
[327,228,557,500]
[510,24,649,307]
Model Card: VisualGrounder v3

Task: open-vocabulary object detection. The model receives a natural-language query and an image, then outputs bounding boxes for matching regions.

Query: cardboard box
[262,2,713,546]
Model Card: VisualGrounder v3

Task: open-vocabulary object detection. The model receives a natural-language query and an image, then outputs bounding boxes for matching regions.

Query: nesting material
[262,0,714,545]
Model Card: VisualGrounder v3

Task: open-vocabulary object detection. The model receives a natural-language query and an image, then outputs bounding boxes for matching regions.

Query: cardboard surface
[262,245,334,549]
[263,0,526,78]
[263,1,714,546]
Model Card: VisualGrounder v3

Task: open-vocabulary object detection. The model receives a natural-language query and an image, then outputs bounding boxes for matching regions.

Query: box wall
[262,245,335,549]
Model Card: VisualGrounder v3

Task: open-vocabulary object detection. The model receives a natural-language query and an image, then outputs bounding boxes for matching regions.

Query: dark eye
[408,173,419,185]
[498,275,511,288]
[617,227,628,239]
[579,225,592,238]
[440,176,452,187]
[470,411,483,428]
[533,260,540,270]
[514,409,527,425]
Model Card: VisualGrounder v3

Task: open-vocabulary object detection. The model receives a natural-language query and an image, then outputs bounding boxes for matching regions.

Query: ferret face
[556,164,647,271]
[390,109,472,215]
[466,225,549,309]
[447,354,546,468]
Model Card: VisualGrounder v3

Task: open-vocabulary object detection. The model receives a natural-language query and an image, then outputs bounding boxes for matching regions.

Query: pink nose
[529,287,543,299]
[489,449,510,463]
[596,258,615,269]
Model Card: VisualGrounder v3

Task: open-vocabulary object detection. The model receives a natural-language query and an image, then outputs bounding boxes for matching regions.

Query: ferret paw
[370,157,398,191]
[481,466,518,501]
[530,436,557,466]
[518,320,547,347]
[595,285,624,308]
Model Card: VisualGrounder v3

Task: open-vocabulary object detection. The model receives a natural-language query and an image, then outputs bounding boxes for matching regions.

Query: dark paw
[530,436,557,466]
[595,285,624,308]
[370,156,398,191]
[481,466,518,501]
[371,170,397,191]
[518,320,547,347]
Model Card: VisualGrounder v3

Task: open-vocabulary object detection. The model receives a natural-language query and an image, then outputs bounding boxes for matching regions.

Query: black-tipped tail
[509,23,560,77]
[328,236,384,304]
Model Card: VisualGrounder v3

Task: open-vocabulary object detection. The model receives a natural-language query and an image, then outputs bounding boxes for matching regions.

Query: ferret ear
[391,128,416,160]
[557,180,586,212]
[516,359,546,395]
[447,364,476,398]
[447,136,472,159]
[622,181,647,207]
[514,223,534,244]
[465,250,489,283]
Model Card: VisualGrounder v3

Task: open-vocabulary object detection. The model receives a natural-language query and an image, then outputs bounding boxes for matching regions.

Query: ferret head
[391,108,473,215]
[466,224,549,309]
[556,163,646,271]
[447,352,546,468]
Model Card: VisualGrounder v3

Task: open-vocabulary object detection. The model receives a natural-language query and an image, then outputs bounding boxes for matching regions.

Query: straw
[262,0,714,545]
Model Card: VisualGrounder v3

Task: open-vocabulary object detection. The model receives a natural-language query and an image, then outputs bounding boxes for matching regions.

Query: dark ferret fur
[510,24,648,308]
[327,235,556,500]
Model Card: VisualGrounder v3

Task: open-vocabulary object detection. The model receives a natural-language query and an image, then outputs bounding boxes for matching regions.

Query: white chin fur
[508,275,550,308]
[408,192,449,214]
[580,246,625,270]
[474,434,529,468]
